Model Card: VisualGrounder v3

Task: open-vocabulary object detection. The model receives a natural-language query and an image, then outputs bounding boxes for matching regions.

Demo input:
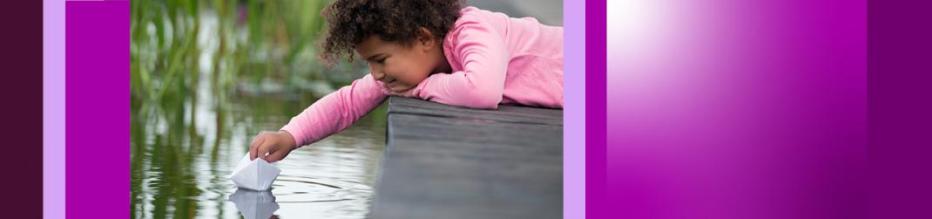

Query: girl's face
[355,29,449,92]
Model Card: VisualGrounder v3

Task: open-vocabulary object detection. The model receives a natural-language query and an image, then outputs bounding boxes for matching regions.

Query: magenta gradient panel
[607,0,866,218]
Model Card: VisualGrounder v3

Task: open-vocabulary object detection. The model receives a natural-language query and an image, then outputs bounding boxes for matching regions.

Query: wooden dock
[369,97,563,219]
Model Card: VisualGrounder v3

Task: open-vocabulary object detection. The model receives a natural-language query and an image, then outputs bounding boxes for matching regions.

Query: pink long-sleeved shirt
[281,7,563,146]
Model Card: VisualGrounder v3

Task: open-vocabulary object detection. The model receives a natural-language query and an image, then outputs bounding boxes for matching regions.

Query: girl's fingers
[257,141,272,161]
[265,149,288,163]
[249,136,265,160]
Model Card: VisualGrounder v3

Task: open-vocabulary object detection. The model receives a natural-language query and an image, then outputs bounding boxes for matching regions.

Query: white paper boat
[229,154,281,191]
[229,188,279,219]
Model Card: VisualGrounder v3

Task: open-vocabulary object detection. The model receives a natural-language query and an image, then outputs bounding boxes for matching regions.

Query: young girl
[249,0,563,162]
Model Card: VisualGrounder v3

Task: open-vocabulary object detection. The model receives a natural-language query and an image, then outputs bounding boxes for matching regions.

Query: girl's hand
[249,131,297,162]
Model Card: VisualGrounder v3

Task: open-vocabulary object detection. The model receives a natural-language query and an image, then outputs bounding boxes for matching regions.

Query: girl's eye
[377,58,386,64]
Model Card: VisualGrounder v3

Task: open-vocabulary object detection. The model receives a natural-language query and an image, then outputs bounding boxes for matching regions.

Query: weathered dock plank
[386,96,563,126]
[369,97,563,219]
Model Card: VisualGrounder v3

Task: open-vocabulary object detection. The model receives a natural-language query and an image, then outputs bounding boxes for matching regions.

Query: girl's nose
[371,70,385,81]
[370,65,387,81]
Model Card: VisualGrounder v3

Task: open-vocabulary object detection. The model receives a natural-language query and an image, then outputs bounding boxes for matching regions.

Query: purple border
[65,1,129,218]
[44,0,65,218]
[585,0,606,218]
[564,0,586,218]
[867,0,932,218]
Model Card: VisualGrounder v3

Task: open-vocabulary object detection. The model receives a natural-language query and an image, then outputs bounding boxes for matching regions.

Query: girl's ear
[417,27,436,49]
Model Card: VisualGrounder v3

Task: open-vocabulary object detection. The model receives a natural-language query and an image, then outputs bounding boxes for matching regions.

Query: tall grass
[131,0,365,110]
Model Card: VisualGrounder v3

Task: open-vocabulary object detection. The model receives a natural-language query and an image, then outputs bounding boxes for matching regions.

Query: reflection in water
[229,189,279,219]
[130,1,385,218]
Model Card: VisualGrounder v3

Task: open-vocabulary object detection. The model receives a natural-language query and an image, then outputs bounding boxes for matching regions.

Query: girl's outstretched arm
[404,13,508,109]
[280,74,387,147]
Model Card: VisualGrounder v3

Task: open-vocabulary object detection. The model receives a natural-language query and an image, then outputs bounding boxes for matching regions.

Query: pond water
[130,83,387,219]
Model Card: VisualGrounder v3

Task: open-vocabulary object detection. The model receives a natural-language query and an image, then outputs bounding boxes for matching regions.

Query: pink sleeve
[406,14,508,109]
[280,74,387,147]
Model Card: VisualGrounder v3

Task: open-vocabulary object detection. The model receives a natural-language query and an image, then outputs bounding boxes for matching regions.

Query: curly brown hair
[319,0,464,64]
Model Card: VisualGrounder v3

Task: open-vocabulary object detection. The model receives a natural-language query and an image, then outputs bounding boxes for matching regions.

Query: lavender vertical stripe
[564,0,586,218]
[66,1,129,218]
[608,0,866,218]
[42,0,65,219]
[44,0,66,218]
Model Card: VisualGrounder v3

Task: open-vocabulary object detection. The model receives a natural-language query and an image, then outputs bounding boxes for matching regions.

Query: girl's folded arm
[280,74,387,147]
[409,17,508,109]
